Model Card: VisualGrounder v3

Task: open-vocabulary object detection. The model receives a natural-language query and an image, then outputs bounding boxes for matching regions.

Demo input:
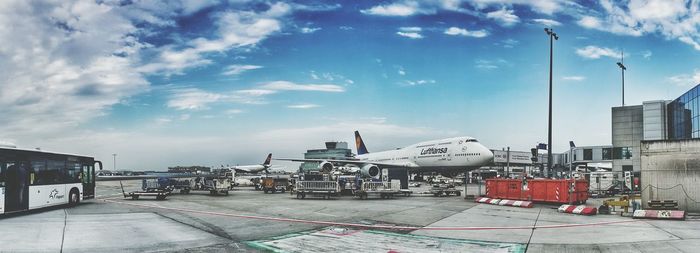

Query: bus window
[66,161,81,183]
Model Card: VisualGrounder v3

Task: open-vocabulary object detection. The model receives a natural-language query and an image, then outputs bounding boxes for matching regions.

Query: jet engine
[360,164,380,178]
[318,161,334,173]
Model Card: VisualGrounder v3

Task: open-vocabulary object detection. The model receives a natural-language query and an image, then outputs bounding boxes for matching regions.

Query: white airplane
[229,153,273,174]
[277,131,494,177]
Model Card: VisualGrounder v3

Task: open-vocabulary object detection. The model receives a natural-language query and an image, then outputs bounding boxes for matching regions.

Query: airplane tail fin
[263,153,272,166]
[355,131,369,155]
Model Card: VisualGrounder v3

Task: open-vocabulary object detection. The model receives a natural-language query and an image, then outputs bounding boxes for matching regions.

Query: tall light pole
[617,51,626,106]
[112,153,117,171]
[545,28,558,178]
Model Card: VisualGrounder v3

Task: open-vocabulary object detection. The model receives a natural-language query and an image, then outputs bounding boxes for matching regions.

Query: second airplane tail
[263,153,272,166]
[354,131,369,155]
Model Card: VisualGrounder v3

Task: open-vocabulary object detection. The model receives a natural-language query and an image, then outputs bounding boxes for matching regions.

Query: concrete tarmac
[1,180,699,252]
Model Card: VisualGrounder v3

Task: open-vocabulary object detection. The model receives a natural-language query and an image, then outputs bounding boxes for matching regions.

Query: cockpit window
[466,139,478,142]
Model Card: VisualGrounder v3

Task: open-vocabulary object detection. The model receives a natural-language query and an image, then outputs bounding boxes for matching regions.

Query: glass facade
[668,84,700,139]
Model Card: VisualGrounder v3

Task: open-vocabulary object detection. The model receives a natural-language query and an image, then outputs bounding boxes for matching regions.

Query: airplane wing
[274,158,417,168]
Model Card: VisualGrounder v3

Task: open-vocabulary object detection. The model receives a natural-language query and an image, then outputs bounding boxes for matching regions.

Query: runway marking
[103,199,640,231]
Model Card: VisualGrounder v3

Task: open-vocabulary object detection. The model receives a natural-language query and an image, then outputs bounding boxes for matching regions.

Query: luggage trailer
[294,181,339,200]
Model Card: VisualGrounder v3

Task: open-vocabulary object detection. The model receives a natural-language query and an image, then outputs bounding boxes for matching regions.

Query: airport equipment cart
[120,181,169,200]
[429,183,462,197]
[262,177,289,193]
[294,181,339,199]
[354,179,402,200]
[191,175,231,195]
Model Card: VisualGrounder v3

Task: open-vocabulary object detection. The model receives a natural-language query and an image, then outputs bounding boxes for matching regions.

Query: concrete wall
[640,139,700,212]
[643,101,668,141]
[612,105,643,172]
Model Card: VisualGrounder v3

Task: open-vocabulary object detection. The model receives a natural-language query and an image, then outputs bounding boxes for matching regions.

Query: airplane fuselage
[355,136,493,172]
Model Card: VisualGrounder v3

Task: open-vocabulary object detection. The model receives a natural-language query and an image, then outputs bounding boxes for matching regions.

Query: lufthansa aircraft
[277,131,494,178]
[229,153,273,174]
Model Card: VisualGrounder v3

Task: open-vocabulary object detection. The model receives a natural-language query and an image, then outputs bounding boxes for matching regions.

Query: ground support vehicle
[429,183,462,197]
[354,180,402,200]
[120,181,168,200]
[262,177,289,194]
[294,181,338,199]
[191,176,231,195]
[184,169,233,195]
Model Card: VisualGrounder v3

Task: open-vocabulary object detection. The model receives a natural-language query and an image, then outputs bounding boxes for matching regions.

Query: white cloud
[0,0,149,139]
[668,69,700,86]
[287,104,321,109]
[300,27,321,34]
[470,0,564,15]
[225,109,244,114]
[575,0,700,50]
[397,66,407,76]
[532,18,561,27]
[222,64,262,76]
[475,59,508,70]
[501,38,519,48]
[444,27,489,38]
[397,32,424,39]
[167,88,224,110]
[139,2,290,75]
[399,27,422,32]
[486,8,520,27]
[259,81,345,92]
[402,79,436,86]
[179,114,191,120]
[360,1,430,16]
[396,26,424,39]
[577,16,602,29]
[562,76,586,81]
[236,89,277,96]
[641,50,653,59]
[576,46,622,59]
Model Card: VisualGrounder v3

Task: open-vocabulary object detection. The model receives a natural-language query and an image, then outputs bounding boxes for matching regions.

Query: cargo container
[485,178,588,204]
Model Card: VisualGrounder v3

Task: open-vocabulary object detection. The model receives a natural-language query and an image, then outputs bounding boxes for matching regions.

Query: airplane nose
[483,147,494,163]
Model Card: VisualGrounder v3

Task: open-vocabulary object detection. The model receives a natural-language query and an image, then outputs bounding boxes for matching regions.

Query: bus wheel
[69,189,80,206]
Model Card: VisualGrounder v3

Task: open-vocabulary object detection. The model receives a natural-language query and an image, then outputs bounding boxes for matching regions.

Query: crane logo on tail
[355,131,369,155]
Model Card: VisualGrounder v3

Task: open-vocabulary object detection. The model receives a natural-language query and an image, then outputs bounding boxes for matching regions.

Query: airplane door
[5,161,30,212]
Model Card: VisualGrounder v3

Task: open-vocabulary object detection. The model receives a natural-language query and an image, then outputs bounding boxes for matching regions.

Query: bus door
[4,160,30,212]
[81,162,97,199]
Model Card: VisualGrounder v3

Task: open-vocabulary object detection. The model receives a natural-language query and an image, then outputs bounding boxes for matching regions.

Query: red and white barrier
[475,197,533,208]
[475,197,500,204]
[633,210,686,220]
[498,199,534,208]
[558,204,597,215]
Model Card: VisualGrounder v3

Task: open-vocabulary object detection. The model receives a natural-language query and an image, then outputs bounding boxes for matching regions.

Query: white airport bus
[0,147,101,214]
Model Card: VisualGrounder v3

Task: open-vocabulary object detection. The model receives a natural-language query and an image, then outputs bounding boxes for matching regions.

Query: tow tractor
[429,183,461,197]
[262,176,289,194]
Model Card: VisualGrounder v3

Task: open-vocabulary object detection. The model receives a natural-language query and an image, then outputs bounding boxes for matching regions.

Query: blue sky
[2,0,700,170]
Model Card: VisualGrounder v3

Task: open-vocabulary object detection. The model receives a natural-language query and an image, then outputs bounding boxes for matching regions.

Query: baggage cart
[121,181,169,200]
[354,180,402,199]
[294,181,338,199]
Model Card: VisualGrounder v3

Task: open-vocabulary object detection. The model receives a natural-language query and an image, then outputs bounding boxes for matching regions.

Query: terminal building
[611,84,700,174]
[299,141,353,172]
